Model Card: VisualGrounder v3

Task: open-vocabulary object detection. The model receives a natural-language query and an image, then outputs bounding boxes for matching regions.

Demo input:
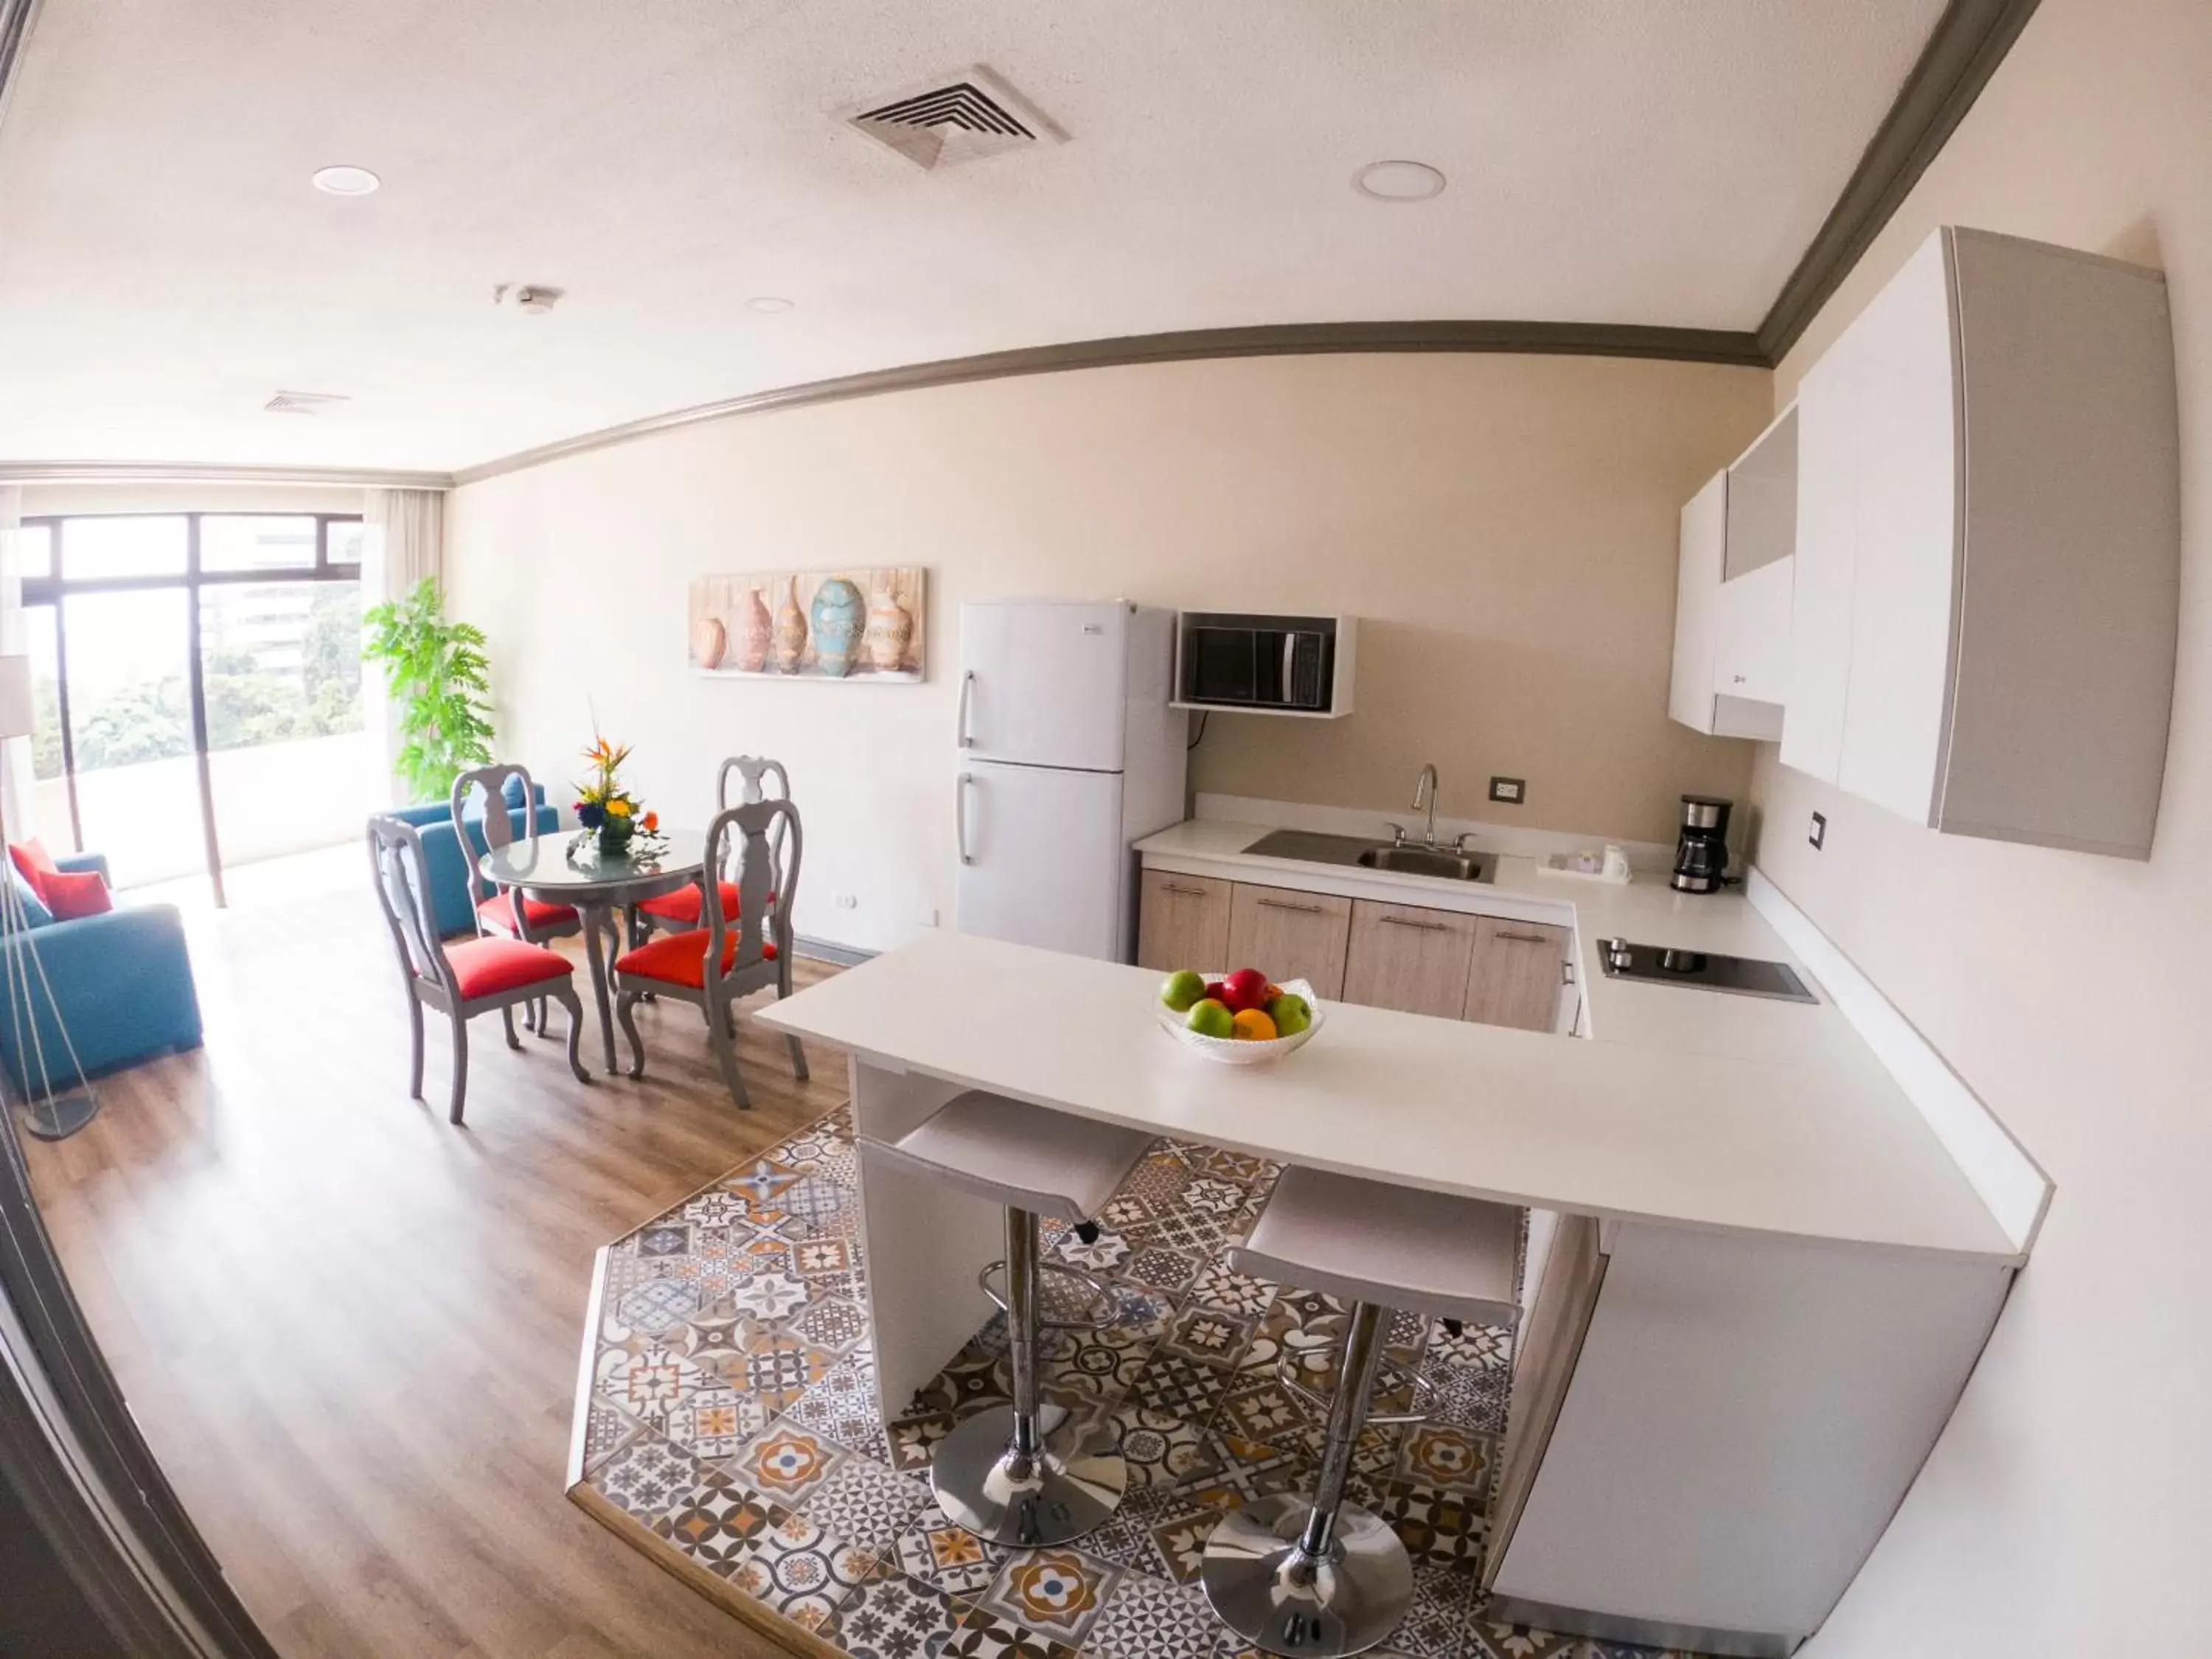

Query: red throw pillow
[41,869,111,921]
[8,838,58,897]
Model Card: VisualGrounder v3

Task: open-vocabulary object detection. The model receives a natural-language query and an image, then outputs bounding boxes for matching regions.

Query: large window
[21,513,369,902]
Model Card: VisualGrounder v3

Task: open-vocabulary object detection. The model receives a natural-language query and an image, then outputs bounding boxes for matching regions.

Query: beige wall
[447,352,1766,950]
[1750,0,2211,1649]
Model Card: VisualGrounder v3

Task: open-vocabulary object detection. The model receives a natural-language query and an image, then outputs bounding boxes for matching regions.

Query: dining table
[477,830,708,1074]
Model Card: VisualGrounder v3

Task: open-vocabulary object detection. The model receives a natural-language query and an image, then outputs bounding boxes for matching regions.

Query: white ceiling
[0,0,1946,473]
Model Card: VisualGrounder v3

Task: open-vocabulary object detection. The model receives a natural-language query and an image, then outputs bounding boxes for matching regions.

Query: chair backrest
[367,815,453,998]
[451,764,535,902]
[701,797,801,988]
[716,756,792,897]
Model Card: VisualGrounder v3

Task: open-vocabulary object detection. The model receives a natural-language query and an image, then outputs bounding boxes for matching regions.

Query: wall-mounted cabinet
[1782,227,2180,858]
[1669,408,1796,742]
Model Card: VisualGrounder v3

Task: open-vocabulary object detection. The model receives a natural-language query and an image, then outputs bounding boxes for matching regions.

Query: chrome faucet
[1411,763,1440,846]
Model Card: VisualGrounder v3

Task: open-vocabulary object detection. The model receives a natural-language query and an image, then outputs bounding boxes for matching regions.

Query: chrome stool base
[931,1400,1128,1548]
[1200,1492,1413,1659]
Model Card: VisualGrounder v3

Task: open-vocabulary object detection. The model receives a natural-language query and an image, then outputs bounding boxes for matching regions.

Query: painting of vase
[810,577,866,677]
[737,587,772,672]
[863,577,914,673]
[688,567,926,683]
[772,577,808,673]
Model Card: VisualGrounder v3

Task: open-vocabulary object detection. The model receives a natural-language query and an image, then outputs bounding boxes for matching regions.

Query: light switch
[1809,812,1827,850]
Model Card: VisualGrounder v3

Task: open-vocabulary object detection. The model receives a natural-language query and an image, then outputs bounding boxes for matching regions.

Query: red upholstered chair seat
[615,928,776,990]
[477,891,579,934]
[636,880,744,925]
[445,936,574,1001]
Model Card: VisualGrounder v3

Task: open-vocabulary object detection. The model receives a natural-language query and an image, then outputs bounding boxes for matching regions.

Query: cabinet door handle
[1379,914,1449,932]
[1256,897,1325,915]
[1492,929,1551,944]
[1163,883,1210,898]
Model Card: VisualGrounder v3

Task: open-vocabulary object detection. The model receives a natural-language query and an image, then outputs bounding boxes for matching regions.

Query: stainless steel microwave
[1175,613,1345,714]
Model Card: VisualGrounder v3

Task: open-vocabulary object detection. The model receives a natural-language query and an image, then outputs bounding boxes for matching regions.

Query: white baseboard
[1747,869,2051,1257]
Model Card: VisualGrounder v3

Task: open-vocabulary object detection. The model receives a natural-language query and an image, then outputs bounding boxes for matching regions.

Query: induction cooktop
[1596,939,1818,1004]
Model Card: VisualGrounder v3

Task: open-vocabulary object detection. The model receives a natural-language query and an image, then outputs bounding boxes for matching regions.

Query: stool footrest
[978,1257,1117,1333]
[1278,1353,1437,1429]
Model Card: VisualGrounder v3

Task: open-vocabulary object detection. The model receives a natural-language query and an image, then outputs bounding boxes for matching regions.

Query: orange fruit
[1230,1008,1278,1042]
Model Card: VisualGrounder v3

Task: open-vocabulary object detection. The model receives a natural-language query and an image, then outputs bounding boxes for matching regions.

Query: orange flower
[642,810,659,832]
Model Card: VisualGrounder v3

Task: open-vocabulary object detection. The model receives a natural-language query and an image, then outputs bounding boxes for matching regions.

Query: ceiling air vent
[264,389,350,416]
[846,67,1065,171]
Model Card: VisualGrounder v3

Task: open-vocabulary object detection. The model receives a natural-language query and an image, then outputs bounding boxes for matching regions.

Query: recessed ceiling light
[1353,160,1446,203]
[745,296,796,314]
[311,165,380,197]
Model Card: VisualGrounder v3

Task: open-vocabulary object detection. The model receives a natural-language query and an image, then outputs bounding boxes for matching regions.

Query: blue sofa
[386,779,560,938]
[0,852,203,1096]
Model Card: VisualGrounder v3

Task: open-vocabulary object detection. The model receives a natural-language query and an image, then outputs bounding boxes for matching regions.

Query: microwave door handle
[1282,635,1296,703]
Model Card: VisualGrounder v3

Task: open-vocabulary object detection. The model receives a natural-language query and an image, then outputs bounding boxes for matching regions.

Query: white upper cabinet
[1669,408,1795,742]
[1784,226,2180,858]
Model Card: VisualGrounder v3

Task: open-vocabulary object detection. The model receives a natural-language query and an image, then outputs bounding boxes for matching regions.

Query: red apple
[1206,981,1228,1004]
[1220,967,1272,1014]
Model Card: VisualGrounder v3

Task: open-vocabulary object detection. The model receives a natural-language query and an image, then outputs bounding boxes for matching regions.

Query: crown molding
[0,462,453,490]
[452,319,1764,485]
[1755,0,2044,364]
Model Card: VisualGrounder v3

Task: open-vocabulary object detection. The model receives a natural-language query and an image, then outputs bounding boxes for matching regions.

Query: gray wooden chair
[453,762,582,1032]
[611,796,806,1108]
[633,754,792,945]
[369,815,591,1124]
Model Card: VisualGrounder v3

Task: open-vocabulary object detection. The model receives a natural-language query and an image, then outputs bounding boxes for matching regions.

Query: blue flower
[577,801,605,828]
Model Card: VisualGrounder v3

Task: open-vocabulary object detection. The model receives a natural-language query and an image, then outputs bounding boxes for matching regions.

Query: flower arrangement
[574,734,661,855]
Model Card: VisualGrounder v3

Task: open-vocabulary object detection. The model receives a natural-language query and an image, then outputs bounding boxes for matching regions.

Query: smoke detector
[846,66,1065,171]
[264,390,350,416]
[492,283,565,314]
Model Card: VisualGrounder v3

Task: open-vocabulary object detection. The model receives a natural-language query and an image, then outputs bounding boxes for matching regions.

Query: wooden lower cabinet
[1342,900,1481,1018]
[1135,871,1233,972]
[1464,917,1573,1032]
[1224,883,1352,1000]
[1136,866,1571,1031]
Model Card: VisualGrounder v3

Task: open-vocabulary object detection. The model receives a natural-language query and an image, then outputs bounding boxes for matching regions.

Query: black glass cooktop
[1597,940,1818,1004]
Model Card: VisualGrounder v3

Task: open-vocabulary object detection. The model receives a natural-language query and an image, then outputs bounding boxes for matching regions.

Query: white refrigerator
[955,600,1188,961]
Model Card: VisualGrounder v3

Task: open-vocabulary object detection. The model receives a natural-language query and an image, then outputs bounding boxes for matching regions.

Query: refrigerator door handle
[956,772,975,864]
[957,670,976,748]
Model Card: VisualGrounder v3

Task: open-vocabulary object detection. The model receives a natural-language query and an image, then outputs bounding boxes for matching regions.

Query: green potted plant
[361,578,495,802]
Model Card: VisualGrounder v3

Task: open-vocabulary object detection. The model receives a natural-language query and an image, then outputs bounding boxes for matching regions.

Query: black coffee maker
[1671,795,1733,894]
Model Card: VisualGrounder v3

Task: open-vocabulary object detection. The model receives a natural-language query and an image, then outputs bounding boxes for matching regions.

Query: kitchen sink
[1357,845,1493,882]
[1244,828,1496,885]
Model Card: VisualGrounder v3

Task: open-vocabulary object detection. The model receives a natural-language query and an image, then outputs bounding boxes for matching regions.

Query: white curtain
[0,487,35,841]
[362,488,447,805]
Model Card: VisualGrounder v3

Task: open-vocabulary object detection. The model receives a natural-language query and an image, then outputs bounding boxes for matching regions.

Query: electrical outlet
[1489,776,1526,805]
[1809,812,1827,851]
[835,892,858,910]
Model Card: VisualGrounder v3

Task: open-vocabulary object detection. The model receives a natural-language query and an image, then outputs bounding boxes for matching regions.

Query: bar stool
[1201,1166,1522,1659]
[871,1090,1154,1548]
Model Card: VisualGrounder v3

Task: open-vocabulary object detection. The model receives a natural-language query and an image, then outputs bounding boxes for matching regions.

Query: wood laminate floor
[20,858,844,1658]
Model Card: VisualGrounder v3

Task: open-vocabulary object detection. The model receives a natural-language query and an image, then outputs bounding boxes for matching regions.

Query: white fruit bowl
[1157,975,1325,1066]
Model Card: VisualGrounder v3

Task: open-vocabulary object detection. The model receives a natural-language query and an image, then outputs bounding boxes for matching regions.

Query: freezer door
[955,761,1127,959]
[959,601,1130,772]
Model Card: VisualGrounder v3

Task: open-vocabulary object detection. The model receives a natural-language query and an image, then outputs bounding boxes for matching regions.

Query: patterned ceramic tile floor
[573,1107,1715,1659]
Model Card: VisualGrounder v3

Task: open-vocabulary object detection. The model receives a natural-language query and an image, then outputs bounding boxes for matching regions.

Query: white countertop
[1135,818,1882,1069]
[762,912,2019,1262]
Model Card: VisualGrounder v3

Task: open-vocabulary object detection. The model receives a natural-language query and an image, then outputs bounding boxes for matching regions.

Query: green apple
[1266,992,1312,1037]
[1185,998,1235,1039]
[1159,969,1208,1013]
